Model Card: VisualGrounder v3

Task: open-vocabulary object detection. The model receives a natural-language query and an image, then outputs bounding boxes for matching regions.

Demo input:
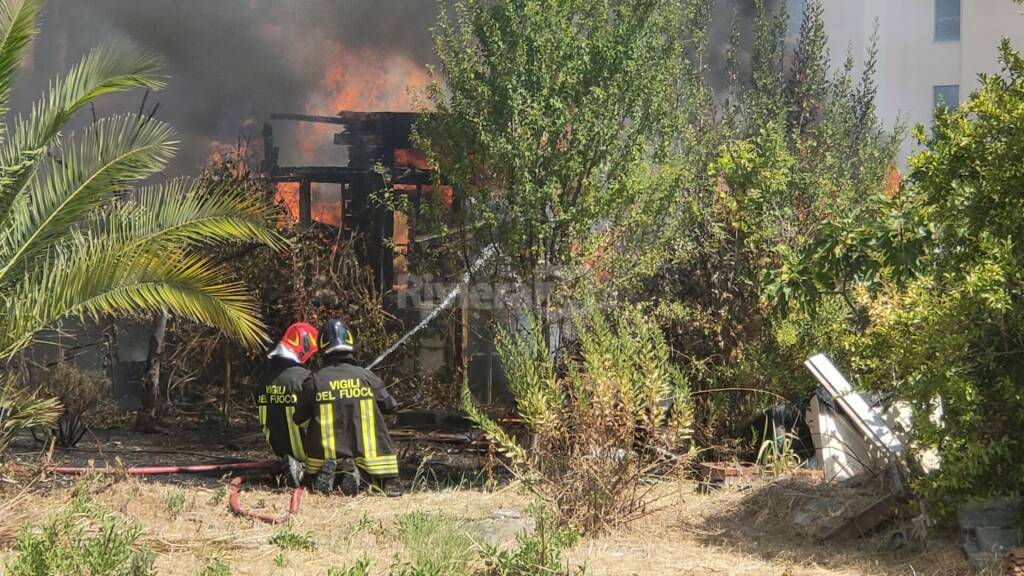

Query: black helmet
[319,319,355,356]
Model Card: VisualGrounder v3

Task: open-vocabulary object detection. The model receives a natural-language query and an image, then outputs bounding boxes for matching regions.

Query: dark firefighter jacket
[294,356,399,478]
[255,357,310,462]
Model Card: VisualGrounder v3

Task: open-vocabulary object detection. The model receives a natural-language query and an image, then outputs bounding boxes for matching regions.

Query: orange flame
[311,183,343,227]
[394,148,432,170]
[274,182,301,221]
[297,43,430,163]
[272,182,344,228]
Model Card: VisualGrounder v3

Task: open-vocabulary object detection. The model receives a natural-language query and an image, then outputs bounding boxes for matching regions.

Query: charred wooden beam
[299,180,311,227]
[269,166,439,186]
[270,111,419,126]
[260,123,278,174]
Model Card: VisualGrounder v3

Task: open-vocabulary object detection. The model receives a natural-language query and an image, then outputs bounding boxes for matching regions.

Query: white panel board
[805,353,905,456]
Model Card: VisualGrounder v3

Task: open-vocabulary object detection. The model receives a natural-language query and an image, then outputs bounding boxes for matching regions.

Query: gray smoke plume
[11,1,805,174]
[13,0,442,173]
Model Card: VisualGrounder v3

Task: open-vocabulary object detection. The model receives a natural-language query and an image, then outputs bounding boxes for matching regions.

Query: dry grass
[0,475,980,576]
[590,477,976,576]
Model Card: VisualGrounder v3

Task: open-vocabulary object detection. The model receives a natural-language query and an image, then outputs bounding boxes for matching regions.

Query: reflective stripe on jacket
[255,358,309,461]
[294,357,399,478]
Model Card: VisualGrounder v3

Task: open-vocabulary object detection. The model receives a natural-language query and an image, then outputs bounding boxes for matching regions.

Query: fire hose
[15,460,304,525]
[228,475,303,524]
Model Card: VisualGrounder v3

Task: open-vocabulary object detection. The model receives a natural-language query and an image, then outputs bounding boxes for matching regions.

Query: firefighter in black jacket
[294,319,400,495]
[256,322,319,487]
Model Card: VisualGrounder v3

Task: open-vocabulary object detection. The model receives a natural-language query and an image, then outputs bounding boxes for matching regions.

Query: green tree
[840,40,1024,516]
[415,0,684,337]
[0,2,283,362]
[613,0,901,433]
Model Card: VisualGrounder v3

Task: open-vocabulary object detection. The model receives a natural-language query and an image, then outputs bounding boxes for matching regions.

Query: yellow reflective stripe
[359,399,372,457]
[366,399,378,458]
[355,455,397,467]
[305,457,324,475]
[329,404,337,459]
[357,463,397,472]
[318,404,329,459]
[284,406,305,460]
[355,454,398,475]
[320,403,337,460]
[258,406,270,445]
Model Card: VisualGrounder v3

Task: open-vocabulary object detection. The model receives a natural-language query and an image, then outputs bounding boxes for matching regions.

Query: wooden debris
[821,493,900,542]
[700,462,758,488]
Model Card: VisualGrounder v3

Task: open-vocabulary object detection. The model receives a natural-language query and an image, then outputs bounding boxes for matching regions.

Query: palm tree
[0,0,285,423]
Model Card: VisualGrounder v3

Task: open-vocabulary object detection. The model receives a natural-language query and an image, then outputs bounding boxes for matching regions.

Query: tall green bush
[463,304,692,533]
[609,0,902,436]
[825,41,1024,517]
[414,0,685,341]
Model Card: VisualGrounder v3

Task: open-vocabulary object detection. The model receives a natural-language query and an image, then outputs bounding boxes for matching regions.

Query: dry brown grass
[0,475,979,576]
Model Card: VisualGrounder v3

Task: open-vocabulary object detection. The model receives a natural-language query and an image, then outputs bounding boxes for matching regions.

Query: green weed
[756,420,803,477]
[5,494,156,576]
[208,486,228,506]
[326,556,371,576]
[197,556,232,576]
[479,504,584,576]
[163,488,187,518]
[351,512,377,535]
[393,511,475,576]
[269,526,316,551]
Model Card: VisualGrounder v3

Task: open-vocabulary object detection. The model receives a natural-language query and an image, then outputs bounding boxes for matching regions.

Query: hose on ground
[13,460,303,525]
[228,475,303,524]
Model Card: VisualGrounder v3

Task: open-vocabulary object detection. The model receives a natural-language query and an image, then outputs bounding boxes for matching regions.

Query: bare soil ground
[0,423,985,576]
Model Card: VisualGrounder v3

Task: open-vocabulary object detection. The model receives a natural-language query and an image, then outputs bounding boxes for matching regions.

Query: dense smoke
[13,0,442,172]
[11,1,805,174]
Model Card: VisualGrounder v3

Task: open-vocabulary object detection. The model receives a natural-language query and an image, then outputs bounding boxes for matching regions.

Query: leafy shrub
[393,511,475,576]
[779,41,1024,519]
[268,525,316,551]
[27,360,114,447]
[464,305,692,533]
[479,504,583,576]
[847,264,1024,519]
[5,494,155,576]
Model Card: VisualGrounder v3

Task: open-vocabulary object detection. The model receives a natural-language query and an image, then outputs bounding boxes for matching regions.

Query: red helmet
[268,322,319,364]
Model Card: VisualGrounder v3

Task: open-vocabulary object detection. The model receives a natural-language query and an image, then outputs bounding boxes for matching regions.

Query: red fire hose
[42,461,275,475]
[18,460,304,525]
[228,475,304,524]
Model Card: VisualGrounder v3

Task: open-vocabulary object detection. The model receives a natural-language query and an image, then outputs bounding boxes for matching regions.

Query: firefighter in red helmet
[294,319,401,496]
[256,322,319,487]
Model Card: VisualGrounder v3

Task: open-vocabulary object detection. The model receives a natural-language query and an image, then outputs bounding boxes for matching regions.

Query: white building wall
[962,0,1024,91]
[819,0,1024,162]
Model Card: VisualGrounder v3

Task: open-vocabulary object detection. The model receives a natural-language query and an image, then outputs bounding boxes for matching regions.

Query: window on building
[935,0,961,41]
[933,85,960,109]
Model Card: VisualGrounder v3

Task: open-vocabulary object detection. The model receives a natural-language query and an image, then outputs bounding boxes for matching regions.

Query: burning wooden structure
[261,111,507,404]
[262,111,447,293]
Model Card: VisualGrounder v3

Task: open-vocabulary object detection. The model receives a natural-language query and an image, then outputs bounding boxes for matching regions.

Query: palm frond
[73,255,267,350]
[0,44,166,224]
[0,114,176,282]
[0,0,41,121]
[0,374,61,453]
[102,177,287,252]
[0,234,267,356]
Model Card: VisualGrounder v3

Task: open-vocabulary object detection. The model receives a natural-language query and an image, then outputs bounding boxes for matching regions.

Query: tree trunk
[135,314,167,432]
[221,344,232,430]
